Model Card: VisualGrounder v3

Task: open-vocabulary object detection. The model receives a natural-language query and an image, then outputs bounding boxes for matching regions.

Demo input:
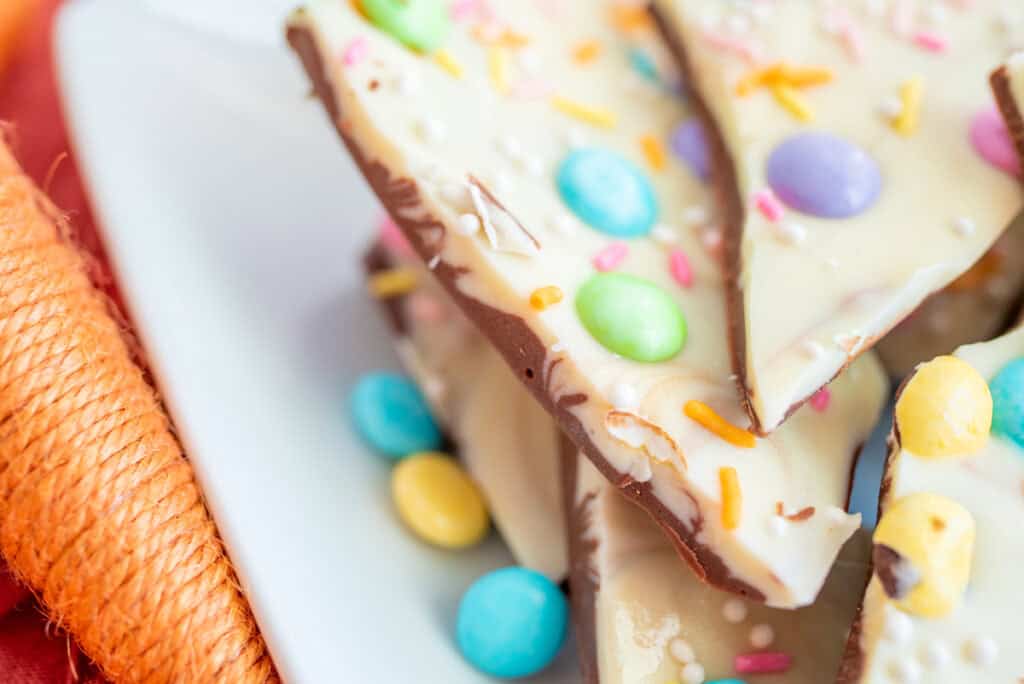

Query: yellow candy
[895,355,992,458]
[391,453,489,549]
[873,493,975,618]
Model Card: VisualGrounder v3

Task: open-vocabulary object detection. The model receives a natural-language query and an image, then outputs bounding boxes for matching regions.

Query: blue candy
[990,357,1024,450]
[556,148,658,238]
[456,567,568,679]
[628,47,659,83]
[349,371,442,459]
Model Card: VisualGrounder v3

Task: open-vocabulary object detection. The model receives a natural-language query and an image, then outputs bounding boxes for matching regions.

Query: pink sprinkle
[342,36,369,67]
[378,214,414,256]
[840,24,864,62]
[735,652,793,675]
[509,79,556,100]
[593,243,628,272]
[668,249,694,288]
[913,31,948,53]
[754,189,784,223]
[450,0,480,21]
[702,30,758,64]
[890,0,914,36]
[810,387,831,412]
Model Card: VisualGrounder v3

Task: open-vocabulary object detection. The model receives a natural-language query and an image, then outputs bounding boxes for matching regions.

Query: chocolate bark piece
[287,1,888,607]
[991,52,1024,178]
[565,446,869,684]
[653,0,1022,433]
[839,327,1024,683]
[363,240,567,581]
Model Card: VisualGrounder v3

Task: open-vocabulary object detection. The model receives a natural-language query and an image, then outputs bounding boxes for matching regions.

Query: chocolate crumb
[369,79,380,91]
[873,543,921,600]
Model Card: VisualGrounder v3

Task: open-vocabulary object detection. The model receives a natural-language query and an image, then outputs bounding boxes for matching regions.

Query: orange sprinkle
[719,467,742,530]
[684,400,756,448]
[735,63,832,96]
[639,134,667,172]
[530,285,564,311]
[781,65,833,88]
[573,40,602,64]
[735,64,785,96]
[368,268,417,298]
[610,5,652,32]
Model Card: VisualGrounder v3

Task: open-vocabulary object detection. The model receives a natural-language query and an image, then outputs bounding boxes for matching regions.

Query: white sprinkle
[565,126,587,149]
[550,213,577,236]
[550,340,566,353]
[498,136,524,161]
[418,118,446,143]
[750,4,773,22]
[953,216,976,237]
[669,638,696,663]
[750,624,774,649]
[722,599,747,624]
[767,515,788,537]
[864,0,888,18]
[680,662,705,684]
[610,382,640,410]
[920,640,951,669]
[801,340,826,359]
[522,156,545,177]
[517,47,543,73]
[440,181,470,210]
[883,606,913,644]
[996,8,1018,32]
[396,71,422,95]
[427,254,441,270]
[925,4,948,24]
[879,96,904,120]
[726,12,751,34]
[775,221,807,245]
[888,658,922,683]
[702,228,723,252]
[825,256,840,269]
[682,205,710,225]
[493,172,514,196]
[456,213,481,235]
[651,223,677,244]
[963,636,998,667]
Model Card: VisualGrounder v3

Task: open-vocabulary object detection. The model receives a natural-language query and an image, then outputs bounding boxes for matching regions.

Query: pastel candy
[873,493,975,618]
[360,0,449,53]
[575,273,687,362]
[766,132,882,218]
[969,106,1021,177]
[456,567,568,678]
[989,357,1024,449]
[391,453,489,548]
[894,356,992,458]
[349,371,443,458]
[556,148,658,238]
[628,47,659,84]
[671,119,710,182]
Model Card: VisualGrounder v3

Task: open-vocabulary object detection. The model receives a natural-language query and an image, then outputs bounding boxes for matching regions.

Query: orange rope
[0,141,277,683]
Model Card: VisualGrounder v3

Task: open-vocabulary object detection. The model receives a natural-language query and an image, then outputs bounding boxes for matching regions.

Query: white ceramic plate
[55,2,888,681]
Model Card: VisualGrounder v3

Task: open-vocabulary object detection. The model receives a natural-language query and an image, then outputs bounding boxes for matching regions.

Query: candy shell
[989,357,1024,449]
[391,453,489,548]
[969,106,1021,177]
[556,148,658,238]
[671,119,710,182]
[766,132,881,218]
[349,371,442,458]
[360,0,450,53]
[895,355,992,458]
[575,273,687,362]
[456,567,568,678]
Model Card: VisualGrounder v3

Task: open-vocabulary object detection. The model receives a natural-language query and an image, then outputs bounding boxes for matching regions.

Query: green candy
[575,273,687,363]
[360,0,450,53]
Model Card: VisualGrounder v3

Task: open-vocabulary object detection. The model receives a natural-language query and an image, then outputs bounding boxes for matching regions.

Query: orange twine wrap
[0,142,277,682]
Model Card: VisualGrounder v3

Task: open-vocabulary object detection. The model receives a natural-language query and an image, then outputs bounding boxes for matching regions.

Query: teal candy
[990,357,1024,450]
[349,371,442,459]
[360,0,450,53]
[556,148,658,238]
[628,47,659,83]
[575,273,687,362]
[456,567,568,679]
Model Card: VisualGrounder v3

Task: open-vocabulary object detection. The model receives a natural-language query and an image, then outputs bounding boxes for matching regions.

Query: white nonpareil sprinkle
[767,515,787,537]
[750,624,774,649]
[682,205,710,225]
[427,254,441,270]
[774,221,807,245]
[418,118,446,143]
[493,172,514,196]
[953,216,976,237]
[825,256,840,269]
[610,382,640,410]
[396,71,422,95]
[864,0,888,18]
[722,599,747,624]
[726,12,751,34]
[522,156,545,177]
[517,47,543,73]
[963,636,999,667]
[550,340,566,353]
[925,4,948,24]
[887,657,922,683]
[456,213,481,235]
[551,214,577,236]
[702,228,723,251]
[882,606,913,644]
[669,638,696,663]
[801,339,826,359]
[680,662,705,684]
[498,135,524,161]
[919,640,951,669]
[651,223,677,244]
[440,181,470,210]
[565,126,586,149]
[879,96,904,120]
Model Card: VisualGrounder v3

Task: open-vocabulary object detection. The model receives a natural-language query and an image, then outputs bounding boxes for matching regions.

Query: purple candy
[766,132,882,219]
[671,119,710,182]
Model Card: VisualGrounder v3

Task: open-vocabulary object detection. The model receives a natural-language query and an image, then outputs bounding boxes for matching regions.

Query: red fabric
[0,0,113,681]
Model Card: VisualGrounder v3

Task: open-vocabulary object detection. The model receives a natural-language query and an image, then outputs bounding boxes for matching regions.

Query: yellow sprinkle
[684,400,756,449]
[551,95,617,129]
[500,30,531,48]
[529,285,564,311]
[434,49,464,79]
[488,46,508,93]
[368,268,417,298]
[639,134,667,172]
[573,40,602,64]
[893,77,923,136]
[771,84,813,122]
[719,467,742,531]
[610,5,652,32]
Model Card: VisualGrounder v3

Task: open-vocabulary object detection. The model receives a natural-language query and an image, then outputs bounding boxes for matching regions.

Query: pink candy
[754,189,784,223]
[668,249,694,288]
[913,31,948,53]
[735,652,793,675]
[970,106,1021,177]
[342,36,369,67]
[810,387,831,412]
[593,243,628,272]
